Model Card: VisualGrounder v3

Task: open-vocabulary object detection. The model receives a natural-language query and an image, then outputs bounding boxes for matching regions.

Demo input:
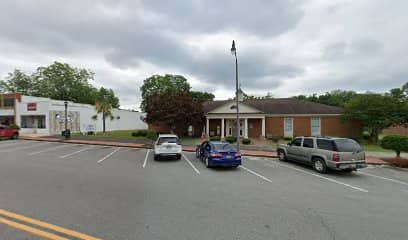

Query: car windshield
[334,139,362,152]
[213,143,236,151]
[158,137,178,144]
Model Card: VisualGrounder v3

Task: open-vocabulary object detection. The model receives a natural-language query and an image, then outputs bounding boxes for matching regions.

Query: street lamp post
[64,101,69,140]
[231,40,240,152]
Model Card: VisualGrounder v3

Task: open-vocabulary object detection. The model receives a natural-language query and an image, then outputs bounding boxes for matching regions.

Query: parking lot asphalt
[1,140,408,240]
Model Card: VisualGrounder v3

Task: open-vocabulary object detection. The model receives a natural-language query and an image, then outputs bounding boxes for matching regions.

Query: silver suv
[277,137,367,173]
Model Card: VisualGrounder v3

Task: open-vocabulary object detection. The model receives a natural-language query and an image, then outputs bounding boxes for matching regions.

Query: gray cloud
[0,0,407,109]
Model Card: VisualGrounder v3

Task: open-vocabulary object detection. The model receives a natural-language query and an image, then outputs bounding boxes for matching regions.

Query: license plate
[350,164,356,168]
[166,146,171,149]
[226,155,232,159]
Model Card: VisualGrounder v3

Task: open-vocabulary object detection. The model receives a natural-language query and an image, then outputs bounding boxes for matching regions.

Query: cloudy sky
[0,0,407,110]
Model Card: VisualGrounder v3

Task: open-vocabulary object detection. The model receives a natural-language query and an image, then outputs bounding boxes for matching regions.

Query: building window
[3,98,14,107]
[21,115,46,129]
[284,118,293,137]
[311,117,321,136]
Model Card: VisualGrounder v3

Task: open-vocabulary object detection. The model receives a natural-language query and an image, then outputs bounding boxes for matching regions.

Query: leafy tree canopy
[190,91,215,102]
[0,62,120,107]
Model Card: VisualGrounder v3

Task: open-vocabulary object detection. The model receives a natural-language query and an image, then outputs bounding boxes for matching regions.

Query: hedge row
[131,130,158,140]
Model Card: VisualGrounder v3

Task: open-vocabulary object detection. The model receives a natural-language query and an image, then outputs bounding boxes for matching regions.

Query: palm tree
[93,101,114,133]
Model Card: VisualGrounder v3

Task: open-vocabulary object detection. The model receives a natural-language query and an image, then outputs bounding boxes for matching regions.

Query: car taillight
[333,153,340,162]
[211,153,223,158]
[235,153,241,157]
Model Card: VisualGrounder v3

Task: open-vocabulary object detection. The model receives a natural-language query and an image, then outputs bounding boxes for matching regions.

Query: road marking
[97,147,121,163]
[273,162,368,193]
[239,165,272,183]
[28,144,72,155]
[60,145,94,158]
[142,149,150,168]
[0,208,101,240]
[182,153,200,174]
[359,171,408,187]
[0,217,68,240]
[0,142,50,152]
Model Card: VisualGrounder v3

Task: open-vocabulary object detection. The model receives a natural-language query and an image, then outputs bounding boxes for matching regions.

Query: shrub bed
[210,136,221,141]
[380,135,408,158]
[225,136,237,143]
[242,138,251,145]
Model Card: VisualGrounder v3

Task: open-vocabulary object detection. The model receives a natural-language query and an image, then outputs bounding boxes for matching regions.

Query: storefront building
[0,93,147,136]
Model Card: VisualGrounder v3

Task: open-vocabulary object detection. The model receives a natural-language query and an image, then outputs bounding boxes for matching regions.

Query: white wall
[15,95,147,135]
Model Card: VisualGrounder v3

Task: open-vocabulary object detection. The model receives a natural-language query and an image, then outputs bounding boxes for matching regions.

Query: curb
[20,137,278,158]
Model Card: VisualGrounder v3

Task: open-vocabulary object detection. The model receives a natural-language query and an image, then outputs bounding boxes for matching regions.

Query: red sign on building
[27,103,37,111]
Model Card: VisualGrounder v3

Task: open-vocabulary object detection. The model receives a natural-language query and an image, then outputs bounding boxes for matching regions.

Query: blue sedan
[196,141,242,168]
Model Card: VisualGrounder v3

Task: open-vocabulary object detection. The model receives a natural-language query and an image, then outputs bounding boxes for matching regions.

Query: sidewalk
[20,136,387,165]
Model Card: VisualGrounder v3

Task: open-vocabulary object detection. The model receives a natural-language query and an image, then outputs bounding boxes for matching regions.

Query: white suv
[154,134,182,160]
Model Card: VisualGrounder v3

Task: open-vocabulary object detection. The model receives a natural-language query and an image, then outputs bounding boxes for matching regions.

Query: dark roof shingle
[204,98,343,115]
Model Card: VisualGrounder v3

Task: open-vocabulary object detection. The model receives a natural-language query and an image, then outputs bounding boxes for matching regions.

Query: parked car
[277,136,366,173]
[196,141,241,168]
[0,125,19,140]
[153,134,182,160]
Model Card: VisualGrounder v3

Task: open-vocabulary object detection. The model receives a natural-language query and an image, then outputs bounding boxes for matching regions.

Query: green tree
[190,91,215,102]
[380,135,408,158]
[140,74,191,111]
[34,61,97,104]
[294,90,358,107]
[0,69,37,95]
[92,87,119,133]
[343,93,407,142]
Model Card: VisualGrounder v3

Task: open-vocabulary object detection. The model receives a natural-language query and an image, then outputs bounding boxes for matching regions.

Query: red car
[0,125,19,140]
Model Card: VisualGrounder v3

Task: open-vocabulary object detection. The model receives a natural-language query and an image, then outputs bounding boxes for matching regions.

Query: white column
[244,118,248,138]
[261,117,266,138]
[206,118,209,137]
[221,118,224,139]
[225,120,229,136]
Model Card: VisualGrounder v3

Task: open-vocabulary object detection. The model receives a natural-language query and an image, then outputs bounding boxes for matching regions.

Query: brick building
[203,98,362,139]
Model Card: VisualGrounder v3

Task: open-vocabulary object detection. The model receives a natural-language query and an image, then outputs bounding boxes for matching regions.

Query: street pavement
[1,140,408,240]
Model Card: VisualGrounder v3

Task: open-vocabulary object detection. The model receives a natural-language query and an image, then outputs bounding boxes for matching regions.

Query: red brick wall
[382,125,408,135]
[320,117,362,137]
[294,117,311,137]
[248,119,261,138]
[265,116,363,138]
[265,117,284,136]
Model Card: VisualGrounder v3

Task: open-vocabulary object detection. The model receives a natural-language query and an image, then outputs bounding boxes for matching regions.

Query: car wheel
[154,154,159,161]
[278,150,286,161]
[205,156,211,168]
[313,158,327,174]
[195,148,200,159]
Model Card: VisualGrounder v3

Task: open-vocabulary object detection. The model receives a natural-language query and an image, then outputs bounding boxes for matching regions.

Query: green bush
[8,124,20,130]
[270,136,281,143]
[225,136,237,143]
[146,130,158,140]
[380,135,408,158]
[242,138,251,145]
[132,129,149,137]
[283,136,292,141]
[210,136,221,141]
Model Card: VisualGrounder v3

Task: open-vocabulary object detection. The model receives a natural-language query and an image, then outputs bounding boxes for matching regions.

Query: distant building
[202,98,362,139]
[0,93,147,136]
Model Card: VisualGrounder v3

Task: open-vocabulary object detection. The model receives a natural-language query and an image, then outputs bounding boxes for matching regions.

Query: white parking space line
[60,146,94,158]
[359,171,408,187]
[0,142,51,153]
[142,149,150,168]
[28,144,73,155]
[239,165,272,183]
[97,147,121,163]
[273,162,368,193]
[182,153,200,175]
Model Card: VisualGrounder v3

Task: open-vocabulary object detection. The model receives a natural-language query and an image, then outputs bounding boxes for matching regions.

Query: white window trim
[284,117,293,137]
[311,117,321,136]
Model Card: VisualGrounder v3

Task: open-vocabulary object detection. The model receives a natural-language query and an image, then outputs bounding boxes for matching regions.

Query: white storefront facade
[0,94,147,136]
